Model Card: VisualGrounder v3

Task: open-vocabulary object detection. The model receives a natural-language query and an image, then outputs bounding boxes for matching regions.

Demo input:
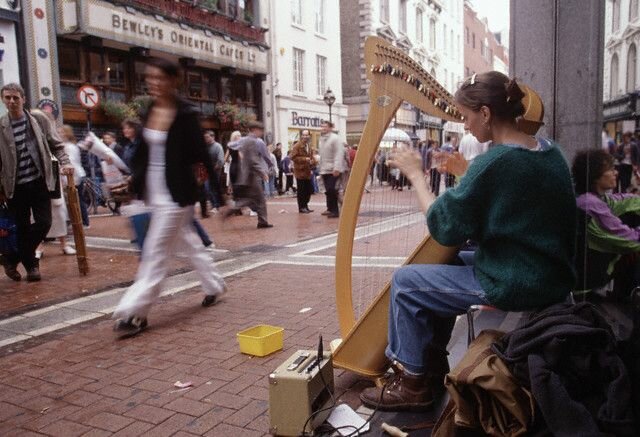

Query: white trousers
[113,204,225,319]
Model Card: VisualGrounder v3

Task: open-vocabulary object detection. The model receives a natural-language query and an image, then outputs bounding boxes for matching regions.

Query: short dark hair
[146,57,180,78]
[204,130,215,137]
[322,120,334,128]
[1,83,25,98]
[571,149,615,195]
[103,131,117,139]
[455,71,525,121]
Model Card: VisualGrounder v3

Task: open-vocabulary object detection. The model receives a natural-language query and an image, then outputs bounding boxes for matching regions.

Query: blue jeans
[385,251,489,374]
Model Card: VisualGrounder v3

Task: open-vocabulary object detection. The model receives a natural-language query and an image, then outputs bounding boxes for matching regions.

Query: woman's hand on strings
[439,152,469,177]
[387,146,423,183]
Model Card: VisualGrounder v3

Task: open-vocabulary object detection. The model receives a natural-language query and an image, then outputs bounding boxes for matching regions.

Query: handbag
[0,203,18,257]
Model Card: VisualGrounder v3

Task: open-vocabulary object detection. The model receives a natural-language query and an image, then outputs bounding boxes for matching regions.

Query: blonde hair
[230,130,242,142]
[59,124,76,142]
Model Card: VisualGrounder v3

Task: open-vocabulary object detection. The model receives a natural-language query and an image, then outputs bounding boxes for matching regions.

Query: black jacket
[492,302,635,436]
[130,98,214,207]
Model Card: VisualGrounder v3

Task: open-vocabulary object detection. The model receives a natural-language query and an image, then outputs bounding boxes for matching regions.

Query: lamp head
[323,88,336,106]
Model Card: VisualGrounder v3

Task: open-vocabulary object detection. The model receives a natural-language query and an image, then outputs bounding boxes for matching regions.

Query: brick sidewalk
[0,264,355,436]
[0,187,429,436]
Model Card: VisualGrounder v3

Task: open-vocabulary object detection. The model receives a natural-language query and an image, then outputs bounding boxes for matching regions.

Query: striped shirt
[12,116,40,185]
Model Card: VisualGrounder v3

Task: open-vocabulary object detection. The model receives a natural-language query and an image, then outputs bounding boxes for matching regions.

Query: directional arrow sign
[77,85,100,110]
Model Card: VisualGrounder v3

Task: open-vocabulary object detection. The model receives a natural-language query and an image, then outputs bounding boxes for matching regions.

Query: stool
[466,305,498,346]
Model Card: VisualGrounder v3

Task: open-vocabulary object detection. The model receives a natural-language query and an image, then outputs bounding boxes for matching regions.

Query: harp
[332,37,463,378]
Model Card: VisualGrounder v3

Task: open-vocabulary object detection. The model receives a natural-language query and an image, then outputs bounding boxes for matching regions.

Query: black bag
[49,157,61,199]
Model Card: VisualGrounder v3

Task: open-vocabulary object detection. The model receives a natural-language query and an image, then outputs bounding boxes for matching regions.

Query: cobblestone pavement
[0,188,514,436]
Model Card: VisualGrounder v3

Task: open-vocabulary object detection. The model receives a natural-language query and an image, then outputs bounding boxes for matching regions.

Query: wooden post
[65,174,89,275]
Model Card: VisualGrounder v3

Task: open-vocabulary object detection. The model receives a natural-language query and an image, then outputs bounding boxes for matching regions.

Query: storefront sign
[77,0,268,74]
[290,111,326,128]
[603,94,635,121]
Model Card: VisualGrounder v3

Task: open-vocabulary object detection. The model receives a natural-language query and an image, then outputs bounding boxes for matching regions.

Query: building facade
[0,0,24,118]
[266,0,346,151]
[340,0,464,145]
[463,0,508,78]
[21,0,271,144]
[603,0,640,139]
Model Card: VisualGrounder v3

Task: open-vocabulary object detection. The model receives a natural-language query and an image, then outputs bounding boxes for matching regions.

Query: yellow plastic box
[237,325,284,357]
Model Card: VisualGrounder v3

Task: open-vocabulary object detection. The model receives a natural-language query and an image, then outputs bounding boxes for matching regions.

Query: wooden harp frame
[332,37,463,378]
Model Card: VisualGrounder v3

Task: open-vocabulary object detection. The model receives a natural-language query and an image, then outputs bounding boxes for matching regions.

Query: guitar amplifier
[268,350,334,436]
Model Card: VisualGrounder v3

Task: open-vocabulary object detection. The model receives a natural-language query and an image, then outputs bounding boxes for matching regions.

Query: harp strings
[351,44,455,320]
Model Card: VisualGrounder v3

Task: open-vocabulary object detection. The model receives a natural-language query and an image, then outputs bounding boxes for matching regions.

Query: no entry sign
[77,85,100,110]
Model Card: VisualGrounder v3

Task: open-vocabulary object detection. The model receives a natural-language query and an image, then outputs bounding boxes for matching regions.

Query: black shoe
[26,266,41,282]
[305,208,314,213]
[114,316,148,339]
[3,263,21,281]
[299,208,311,214]
[321,210,331,216]
[202,295,218,307]
[327,213,339,218]
[257,223,273,229]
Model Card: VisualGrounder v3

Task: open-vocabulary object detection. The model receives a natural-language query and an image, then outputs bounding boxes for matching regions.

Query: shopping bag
[0,204,18,257]
[121,202,152,250]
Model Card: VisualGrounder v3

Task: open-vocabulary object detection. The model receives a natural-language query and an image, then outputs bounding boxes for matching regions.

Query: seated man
[572,149,640,296]
[359,72,577,411]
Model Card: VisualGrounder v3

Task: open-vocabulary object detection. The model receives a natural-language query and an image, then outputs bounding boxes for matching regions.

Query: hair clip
[470,73,477,85]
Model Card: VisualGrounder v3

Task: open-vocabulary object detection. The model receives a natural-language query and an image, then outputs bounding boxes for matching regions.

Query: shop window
[134,61,148,96]
[60,84,78,105]
[89,52,107,85]
[220,76,233,102]
[233,77,246,103]
[245,80,254,103]
[107,55,126,89]
[244,0,255,23]
[188,72,203,99]
[206,74,219,100]
[627,44,636,92]
[59,42,81,81]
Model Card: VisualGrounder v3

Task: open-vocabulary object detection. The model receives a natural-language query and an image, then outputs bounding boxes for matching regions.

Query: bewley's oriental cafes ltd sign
[76,0,268,73]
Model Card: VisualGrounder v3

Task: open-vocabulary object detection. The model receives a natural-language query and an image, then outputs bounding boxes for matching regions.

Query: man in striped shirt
[0,83,72,282]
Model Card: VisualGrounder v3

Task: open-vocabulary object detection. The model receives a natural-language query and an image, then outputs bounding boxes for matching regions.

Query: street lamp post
[323,87,336,124]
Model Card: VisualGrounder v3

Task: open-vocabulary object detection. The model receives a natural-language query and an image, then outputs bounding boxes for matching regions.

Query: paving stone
[84,411,134,432]
[146,413,194,437]
[164,397,212,417]
[40,419,91,437]
[223,399,268,428]
[205,423,263,437]
[123,404,175,424]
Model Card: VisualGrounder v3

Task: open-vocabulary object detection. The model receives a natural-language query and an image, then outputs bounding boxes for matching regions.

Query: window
[631,0,639,21]
[613,0,620,32]
[443,24,447,52]
[107,54,126,90]
[429,19,436,50]
[451,72,454,91]
[227,0,238,19]
[316,55,327,96]
[465,66,470,77]
[220,76,233,102]
[472,32,476,49]
[628,44,637,92]
[444,68,448,89]
[416,9,424,42]
[315,0,325,34]
[291,0,302,25]
[380,0,389,23]
[450,30,454,56]
[59,42,81,81]
[611,53,619,98]
[293,48,305,93]
[399,0,407,33]
[465,26,469,44]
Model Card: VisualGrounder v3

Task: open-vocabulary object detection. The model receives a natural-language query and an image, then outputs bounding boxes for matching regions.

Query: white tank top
[143,128,174,206]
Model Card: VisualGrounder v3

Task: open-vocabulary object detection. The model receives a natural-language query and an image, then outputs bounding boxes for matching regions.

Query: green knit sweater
[427,143,576,311]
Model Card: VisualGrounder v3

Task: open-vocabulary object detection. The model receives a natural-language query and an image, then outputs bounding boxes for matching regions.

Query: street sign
[77,85,100,110]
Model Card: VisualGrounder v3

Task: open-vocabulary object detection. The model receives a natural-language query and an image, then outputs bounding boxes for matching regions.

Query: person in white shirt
[458,131,490,167]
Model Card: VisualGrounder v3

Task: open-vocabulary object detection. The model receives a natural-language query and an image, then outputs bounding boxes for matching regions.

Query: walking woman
[113,57,226,338]
[359,71,576,411]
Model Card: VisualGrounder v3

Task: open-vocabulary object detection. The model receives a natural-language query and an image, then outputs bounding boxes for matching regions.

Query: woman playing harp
[359,71,577,411]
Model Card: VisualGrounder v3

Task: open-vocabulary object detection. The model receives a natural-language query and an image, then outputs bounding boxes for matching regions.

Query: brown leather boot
[359,362,437,411]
